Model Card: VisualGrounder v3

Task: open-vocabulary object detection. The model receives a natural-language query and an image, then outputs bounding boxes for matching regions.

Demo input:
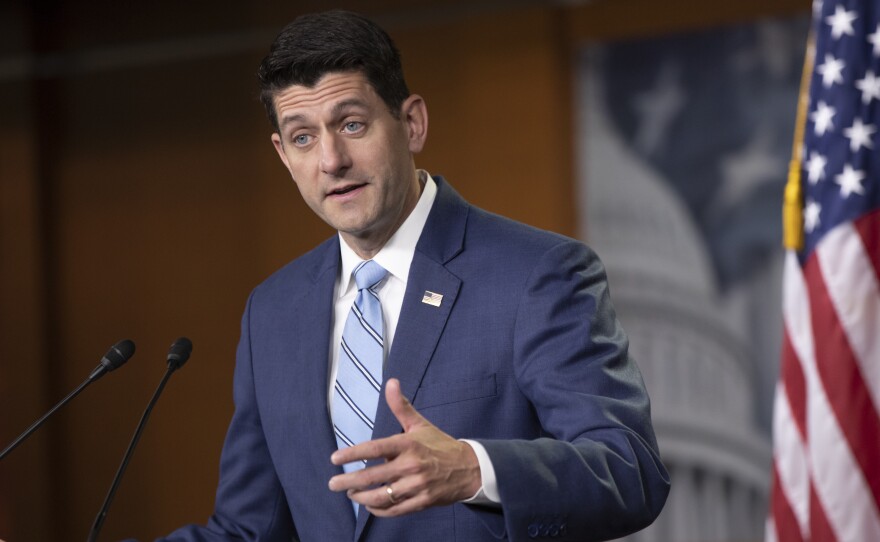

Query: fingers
[331,432,405,467]
[350,478,430,517]
[385,378,427,432]
[329,456,402,493]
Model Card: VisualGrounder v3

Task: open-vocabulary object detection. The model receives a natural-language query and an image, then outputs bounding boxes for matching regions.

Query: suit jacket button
[549,524,560,537]
[528,523,540,538]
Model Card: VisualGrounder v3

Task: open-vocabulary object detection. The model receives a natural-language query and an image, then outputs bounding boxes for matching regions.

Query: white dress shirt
[328,171,500,505]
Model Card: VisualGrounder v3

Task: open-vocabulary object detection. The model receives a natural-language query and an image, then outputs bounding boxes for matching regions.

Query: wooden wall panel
[0,80,53,542]
[0,6,52,541]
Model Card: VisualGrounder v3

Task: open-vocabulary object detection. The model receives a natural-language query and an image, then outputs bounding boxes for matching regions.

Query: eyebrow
[331,98,370,117]
[278,99,371,131]
[278,114,307,130]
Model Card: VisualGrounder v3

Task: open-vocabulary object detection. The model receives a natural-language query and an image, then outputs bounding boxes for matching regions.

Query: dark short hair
[257,10,410,132]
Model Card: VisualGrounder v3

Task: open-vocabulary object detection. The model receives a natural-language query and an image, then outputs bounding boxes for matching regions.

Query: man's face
[270,71,427,257]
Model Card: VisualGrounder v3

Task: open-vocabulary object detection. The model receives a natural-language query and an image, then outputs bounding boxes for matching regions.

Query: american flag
[768,1,880,541]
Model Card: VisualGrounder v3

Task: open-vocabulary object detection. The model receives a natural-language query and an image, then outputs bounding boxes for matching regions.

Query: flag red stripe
[810,483,839,542]
[781,327,807,441]
[804,253,880,513]
[771,463,805,542]
[772,381,810,535]
[854,208,880,285]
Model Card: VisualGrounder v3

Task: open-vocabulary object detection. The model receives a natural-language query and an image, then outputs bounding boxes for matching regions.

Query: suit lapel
[375,176,469,438]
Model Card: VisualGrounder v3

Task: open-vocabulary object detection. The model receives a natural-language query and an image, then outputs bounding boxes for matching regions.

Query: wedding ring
[386,484,399,504]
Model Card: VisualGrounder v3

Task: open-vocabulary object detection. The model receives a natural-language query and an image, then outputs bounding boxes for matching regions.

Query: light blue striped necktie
[332,260,388,497]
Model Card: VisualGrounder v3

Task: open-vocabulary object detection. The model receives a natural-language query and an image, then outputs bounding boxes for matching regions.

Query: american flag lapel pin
[421,290,443,307]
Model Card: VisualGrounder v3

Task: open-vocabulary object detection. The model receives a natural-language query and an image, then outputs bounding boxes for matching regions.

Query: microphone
[88,337,193,542]
[166,336,193,370]
[0,339,136,461]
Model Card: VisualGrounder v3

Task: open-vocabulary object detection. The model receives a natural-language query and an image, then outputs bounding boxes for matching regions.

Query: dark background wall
[0,1,807,539]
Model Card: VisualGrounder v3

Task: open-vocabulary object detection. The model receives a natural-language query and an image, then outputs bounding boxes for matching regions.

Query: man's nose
[320,133,351,176]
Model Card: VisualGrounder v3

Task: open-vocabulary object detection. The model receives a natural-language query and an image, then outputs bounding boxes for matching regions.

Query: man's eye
[293,134,311,146]
[343,122,363,133]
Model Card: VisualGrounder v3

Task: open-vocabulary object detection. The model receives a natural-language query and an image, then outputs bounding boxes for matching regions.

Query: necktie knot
[354,260,387,291]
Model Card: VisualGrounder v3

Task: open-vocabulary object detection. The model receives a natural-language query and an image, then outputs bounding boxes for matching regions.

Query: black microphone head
[101,339,136,371]
[166,337,192,369]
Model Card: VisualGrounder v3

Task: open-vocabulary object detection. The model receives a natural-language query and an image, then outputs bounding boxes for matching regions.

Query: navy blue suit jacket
[159,177,669,541]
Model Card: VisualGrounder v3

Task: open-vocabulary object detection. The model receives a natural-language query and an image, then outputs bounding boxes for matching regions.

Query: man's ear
[271,133,292,171]
[401,94,428,153]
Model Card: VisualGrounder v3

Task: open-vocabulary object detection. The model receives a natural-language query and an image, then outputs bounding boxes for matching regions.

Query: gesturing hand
[328,378,482,517]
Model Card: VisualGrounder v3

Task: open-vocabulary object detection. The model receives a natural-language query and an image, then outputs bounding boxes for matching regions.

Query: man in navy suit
[157,10,668,541]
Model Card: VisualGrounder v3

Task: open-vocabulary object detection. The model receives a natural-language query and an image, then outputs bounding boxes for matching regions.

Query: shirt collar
[338,171,438,297]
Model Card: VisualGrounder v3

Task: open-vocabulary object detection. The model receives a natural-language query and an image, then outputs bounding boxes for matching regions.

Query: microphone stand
[87,364,177,542]
[1,377,92,461]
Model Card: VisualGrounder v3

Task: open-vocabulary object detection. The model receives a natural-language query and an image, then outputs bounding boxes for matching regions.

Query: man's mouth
[329,183,366,197]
